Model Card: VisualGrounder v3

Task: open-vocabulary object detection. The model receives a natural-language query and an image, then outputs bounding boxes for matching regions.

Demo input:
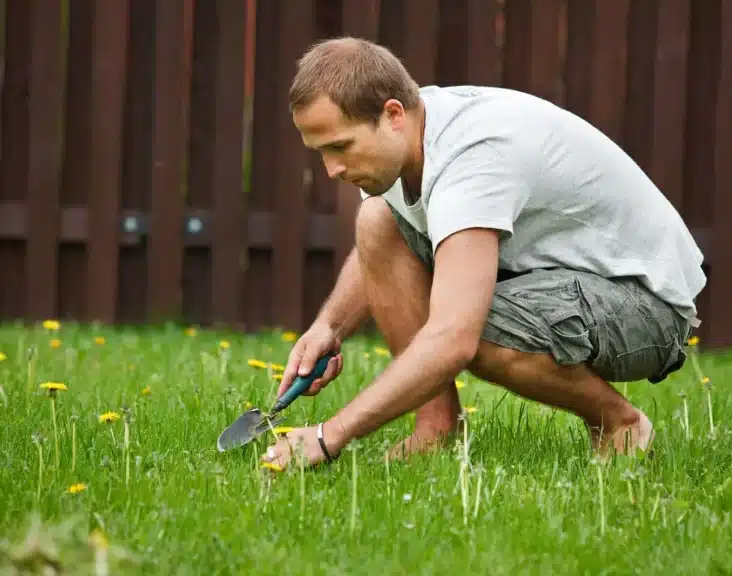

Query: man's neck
[400,100,426,204]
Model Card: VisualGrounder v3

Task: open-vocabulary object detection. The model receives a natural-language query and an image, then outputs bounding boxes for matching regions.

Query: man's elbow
[451,333,480,367]
[426,325,481,370]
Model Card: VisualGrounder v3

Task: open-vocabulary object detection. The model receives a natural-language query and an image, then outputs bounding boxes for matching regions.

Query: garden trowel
[216,352,336,452]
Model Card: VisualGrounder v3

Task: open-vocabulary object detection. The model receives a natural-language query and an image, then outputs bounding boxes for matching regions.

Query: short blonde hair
[289,37,421,124]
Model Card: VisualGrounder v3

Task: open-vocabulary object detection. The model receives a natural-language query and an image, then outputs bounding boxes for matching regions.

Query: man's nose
[324,158,346,179]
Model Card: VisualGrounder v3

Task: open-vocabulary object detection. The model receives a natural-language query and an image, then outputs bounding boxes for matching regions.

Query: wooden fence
[0,0,731,348]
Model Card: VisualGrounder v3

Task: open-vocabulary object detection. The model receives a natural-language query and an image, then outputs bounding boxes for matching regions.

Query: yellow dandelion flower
[67,482,87,494]
[282,331,298,342]
[248,359,268,369]
[463,406,478,414]
[94,336,105,345]
[219,340,231,349]
[374,346,390,357]
[688,336,700,346]
[40,382,68,392]
[269,363,285,372]
[185,327,197,337]
[99,411,121,424]
[244,401,253,409]
[42,320,61,331]
[702,376,710,384]
[50,339,62,349]
[141,385,151,396]
[0,352,6,362]
[272,373,283,381]
[261,461,283,473]
[271,426,295,434]
[455,379,466,389]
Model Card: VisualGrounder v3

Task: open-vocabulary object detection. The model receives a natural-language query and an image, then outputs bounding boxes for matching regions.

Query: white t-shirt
[361,85,706,327]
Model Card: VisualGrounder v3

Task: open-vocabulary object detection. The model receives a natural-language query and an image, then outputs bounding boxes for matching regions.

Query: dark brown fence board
[85,0,130,323]
[58,246,86,321]
[333,0,380,275]
[379,0,440,86]
[0,0,30,204]
[146,0,189,322]
[268,0,317,331]
[503,0,562,104]
[2,1,65,320]
[682,0,717,233]
[25,0,65,320]
[304,250,335,329]
[624,0,661,179]
[0,0,5,165]
[437,0,501,86]
[625,0,690,210]
[207,0,247,327]
[61,0,93,207]
[564,0,630,144]
[116,0,155,323]
[0,242,24,319]
[245,0,280,329]
[249,0,278,214]
[707,0,732,348]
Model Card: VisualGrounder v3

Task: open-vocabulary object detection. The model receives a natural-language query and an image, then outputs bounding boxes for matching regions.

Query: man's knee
[354,197,401,260]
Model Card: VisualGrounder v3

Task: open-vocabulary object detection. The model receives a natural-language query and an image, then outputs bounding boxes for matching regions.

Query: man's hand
[260,422,345,470]
[278,322,344,398]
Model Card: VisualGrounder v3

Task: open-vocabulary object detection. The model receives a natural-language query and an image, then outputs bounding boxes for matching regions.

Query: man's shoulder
[420,85,547,157]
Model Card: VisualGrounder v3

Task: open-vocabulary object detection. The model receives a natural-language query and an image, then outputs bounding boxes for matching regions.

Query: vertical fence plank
[437,0,501,86]
[246,0,279,330]
[682,0,716,242]
[0,1,64,321]
[333,0,380,279]
[209,0,247,328]
[0,0,28,206]
[625,0,691,211]
[116,0,154,323]
[564,0,631,144]
[85,0,129,323]
[187,0,248,327]
[707,0,732,348]
[57,0,94,321]
[379,0,440,86]
[146,0,188,322]
[269,0,316,331]
[0,0,30,319]
[25,0,65,321]
[503,0,563,104]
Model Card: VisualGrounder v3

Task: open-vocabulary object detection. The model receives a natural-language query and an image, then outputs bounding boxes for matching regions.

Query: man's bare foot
[387,426,458,461]
[590,409,655,458]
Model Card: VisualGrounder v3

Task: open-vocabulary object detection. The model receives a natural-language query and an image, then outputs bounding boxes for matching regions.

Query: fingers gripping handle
[271,352,336,413]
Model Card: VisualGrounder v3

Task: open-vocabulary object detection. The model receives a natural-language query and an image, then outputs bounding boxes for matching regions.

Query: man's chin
[359,182,393,196]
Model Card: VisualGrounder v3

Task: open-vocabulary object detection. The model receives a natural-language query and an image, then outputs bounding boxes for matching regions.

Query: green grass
[1,322,731,575]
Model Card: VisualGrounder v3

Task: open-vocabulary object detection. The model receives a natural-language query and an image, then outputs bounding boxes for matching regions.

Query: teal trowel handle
[271,352,337,413]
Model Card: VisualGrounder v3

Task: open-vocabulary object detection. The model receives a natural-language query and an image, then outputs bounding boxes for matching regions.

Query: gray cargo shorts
[389,205,692,384]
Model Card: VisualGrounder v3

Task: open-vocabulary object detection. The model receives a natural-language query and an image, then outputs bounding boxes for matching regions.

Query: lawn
[1,321,731,575]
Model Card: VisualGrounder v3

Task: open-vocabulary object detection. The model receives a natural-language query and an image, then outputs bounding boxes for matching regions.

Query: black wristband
[316,422,337,462]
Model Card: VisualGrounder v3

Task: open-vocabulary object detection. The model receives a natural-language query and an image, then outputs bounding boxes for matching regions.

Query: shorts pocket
[518,278,599,366]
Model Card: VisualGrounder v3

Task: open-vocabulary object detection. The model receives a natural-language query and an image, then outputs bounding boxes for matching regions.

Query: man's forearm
[315,247,369,340]
[327,324,476,447]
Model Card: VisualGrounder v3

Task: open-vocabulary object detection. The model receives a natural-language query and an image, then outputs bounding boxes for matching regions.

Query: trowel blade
[216,408,286,452]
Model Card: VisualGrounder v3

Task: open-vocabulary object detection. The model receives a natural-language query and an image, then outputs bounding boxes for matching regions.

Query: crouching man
[261,37,706,470]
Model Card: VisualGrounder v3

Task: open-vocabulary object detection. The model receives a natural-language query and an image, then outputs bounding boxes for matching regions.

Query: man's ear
[383,99,406,129]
